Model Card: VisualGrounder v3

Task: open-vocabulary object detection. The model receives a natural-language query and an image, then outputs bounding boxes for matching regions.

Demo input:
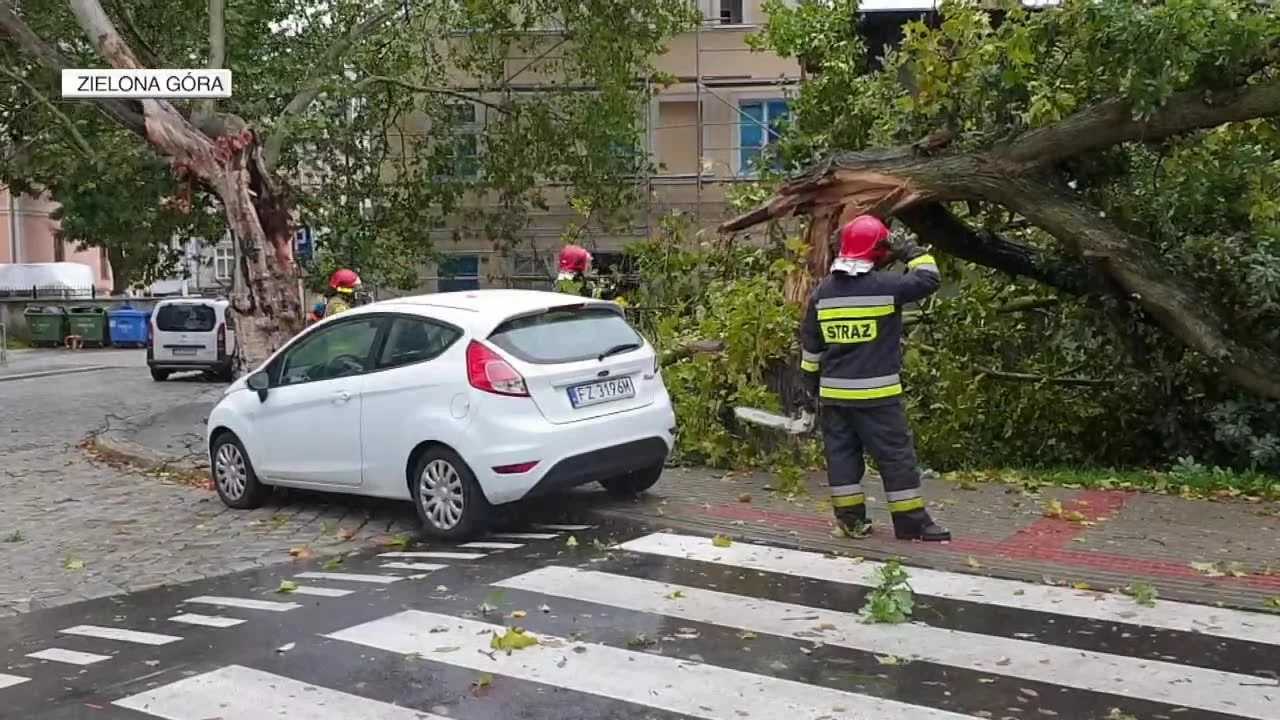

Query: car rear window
[488,306,643,364]
[155,303,216,332]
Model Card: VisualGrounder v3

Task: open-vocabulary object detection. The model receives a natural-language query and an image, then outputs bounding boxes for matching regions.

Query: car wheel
[411,447,490,540]
[600,462,665,498]
[210,432,271,509]
[150,368,169,382]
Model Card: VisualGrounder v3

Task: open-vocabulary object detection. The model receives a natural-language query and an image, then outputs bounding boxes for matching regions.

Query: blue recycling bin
[107,305,151,348]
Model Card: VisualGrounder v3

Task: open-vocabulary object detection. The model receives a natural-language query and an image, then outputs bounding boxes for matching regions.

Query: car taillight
[146,321,154,349]
[466,340,528,396]
[216,323,226,354]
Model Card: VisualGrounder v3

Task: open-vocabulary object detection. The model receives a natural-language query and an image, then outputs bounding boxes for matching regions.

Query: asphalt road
[1,516,1277,720]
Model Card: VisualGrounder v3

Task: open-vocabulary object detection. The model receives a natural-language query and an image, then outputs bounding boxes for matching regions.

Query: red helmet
[329,268,361,293]
[836,215,892,265]
[557,244,592,275]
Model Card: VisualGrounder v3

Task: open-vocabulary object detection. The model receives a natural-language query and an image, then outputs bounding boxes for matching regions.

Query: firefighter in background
[555,244,595,297]
[798,214,951,542]
[324,268,362,317]
[307,299,326,324]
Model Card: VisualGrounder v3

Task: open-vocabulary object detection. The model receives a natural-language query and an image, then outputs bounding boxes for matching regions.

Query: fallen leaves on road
[1071,581,1092,591]
[665,590,686,600]
[875,654,904,665]
[276,642,295,654]
[336,528,355,541]
[565,535,579,548]
[1189,560,1247,578]
[965,556,983,569]
[738,630,757,640]
[379,533,411,549]
[712,534,733,548]
[1264,597,1280,611]
[1043,499,1063,518]
[288,547,313,562]
[1122,582,1158,607]
[276,580,299,594]
[323,556,344,570]
[510,610,527,619]
[490,627,539,653]
[737,493,752,503]
[62,556,85,571]
[3,530,24,543]
[627,633,655,648]
[471,673,493,696]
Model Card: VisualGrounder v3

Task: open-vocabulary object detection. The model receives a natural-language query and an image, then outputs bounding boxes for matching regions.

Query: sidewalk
[0,347,141,382]
[96,407,1280,611]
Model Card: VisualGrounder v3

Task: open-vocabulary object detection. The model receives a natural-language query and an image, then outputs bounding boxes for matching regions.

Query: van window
[488,306,642,364]
[155,303,216,332]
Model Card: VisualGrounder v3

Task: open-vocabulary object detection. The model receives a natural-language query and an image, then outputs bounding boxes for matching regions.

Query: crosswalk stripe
[324,609,984,720]
[620,532,1280,646]
[486,532,559,540]
[497,565,1276,719]
[113,664,446,719]
[378,551,486,560]
[381,562,447,571]
[458,541,523,549]
[26,648,112,666]
[531,524,594,531]
[184,596,300,612]
[295,571,402,584]
[168,613,246,628]
[59,625,181,646]
[0,673,28,689]
[291,586,355,598]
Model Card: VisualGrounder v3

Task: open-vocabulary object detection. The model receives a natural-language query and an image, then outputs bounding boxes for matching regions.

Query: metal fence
[0,322,6,366]
[0,284,104,300]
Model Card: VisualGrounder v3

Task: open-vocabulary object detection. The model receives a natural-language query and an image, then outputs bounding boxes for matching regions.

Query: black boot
[892,510,951,542]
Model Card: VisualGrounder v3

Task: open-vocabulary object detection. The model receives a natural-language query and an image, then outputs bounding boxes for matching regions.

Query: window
[276,317,382,386]
[488,306,643,364]
[377,316,461,369]
[739,100,790,176]
[451,103,481,178]
[437,254,480,292]
[213,244,234,281]
[719,0,743,24]
[155,303,216,332]
[511,251,548,278]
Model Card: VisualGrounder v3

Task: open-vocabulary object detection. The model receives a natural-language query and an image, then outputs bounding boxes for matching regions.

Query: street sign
[294,226,314,264]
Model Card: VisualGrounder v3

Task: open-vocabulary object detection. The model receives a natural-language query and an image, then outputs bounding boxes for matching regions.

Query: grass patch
[943,460,1279,501]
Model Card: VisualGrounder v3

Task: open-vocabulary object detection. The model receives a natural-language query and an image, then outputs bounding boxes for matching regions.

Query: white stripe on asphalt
[380,562,447,572]
[497,566,1276,720]
[619,532,1280,646]
[458,541,523,549]
[486,532,559,540]
[324,610,982,720]
[532,524,594,531]
[167,613,246,628]
[26,648,112,666]
[113,664,446,720]
[291,586,355,598]
[0,673,28,689]
[184,596,300,612]
[59,625,181,646]
[295,572,402,584]
[378,551,487,560]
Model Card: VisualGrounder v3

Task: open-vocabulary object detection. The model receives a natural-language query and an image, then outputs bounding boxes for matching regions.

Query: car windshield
[488,306,642,364]
[155,303,216,332]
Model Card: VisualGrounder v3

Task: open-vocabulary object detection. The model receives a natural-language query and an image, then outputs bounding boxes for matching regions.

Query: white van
[147,297,237,382]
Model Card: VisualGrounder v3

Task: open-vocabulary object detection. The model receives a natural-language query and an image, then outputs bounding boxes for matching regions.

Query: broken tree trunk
[719,78,1280,401]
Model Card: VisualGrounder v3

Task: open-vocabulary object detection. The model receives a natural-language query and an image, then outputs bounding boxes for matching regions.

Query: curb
[83,432,211,490]
[0,365,115,383]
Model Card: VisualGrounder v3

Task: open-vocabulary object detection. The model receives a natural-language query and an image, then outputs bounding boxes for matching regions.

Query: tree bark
[719,78,1280,401]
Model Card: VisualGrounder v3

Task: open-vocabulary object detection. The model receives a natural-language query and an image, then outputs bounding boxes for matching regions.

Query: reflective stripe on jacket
[799,253,941,406]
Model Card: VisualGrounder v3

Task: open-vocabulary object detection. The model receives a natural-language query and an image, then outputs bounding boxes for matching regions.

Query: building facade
[0,186,114,292]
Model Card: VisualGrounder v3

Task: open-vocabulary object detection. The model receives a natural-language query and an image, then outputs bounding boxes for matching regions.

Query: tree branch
[194,0,226,120]
[356,76,515,115]
[975,367,1111,387]
[0,0,146,134]
[0,66,94,158]
[262,8,398,169]
[1003,78,1280,170]
[108,0,164,67]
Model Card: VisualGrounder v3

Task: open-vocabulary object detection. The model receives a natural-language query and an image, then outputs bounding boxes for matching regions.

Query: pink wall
[0,187,113,290]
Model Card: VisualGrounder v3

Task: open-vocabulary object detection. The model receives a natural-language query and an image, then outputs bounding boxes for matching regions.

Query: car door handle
[333,390,352,403]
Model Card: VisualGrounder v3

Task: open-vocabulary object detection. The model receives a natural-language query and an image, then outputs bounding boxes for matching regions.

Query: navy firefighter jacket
[799,253,942,407]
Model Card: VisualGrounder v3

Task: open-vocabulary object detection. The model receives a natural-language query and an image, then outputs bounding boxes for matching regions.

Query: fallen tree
[724,0,1280,401]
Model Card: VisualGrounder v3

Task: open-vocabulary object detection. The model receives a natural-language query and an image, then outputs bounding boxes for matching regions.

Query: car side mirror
[246,371,270,401]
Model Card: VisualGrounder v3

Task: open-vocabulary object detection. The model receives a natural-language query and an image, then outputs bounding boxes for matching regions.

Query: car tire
[210,432,271,510]
[411,447,491,541]
[150,368,169,382]
[600,462,665,498]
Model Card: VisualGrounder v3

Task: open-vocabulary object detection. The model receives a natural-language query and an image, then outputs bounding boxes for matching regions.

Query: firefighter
[307,300,326,324]
[798,214,950,542]
[555,244,594,297]
[324,268,362,317]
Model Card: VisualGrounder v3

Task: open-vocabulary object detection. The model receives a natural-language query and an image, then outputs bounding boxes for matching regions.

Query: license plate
[569,376,636,408]
[172,347,198,356]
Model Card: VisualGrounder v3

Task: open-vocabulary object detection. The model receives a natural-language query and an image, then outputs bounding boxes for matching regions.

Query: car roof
[155,297,228,307]
[380,289,615,319]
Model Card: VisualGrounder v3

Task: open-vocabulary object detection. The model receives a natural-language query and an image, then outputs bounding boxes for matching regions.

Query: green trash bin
[23,306,68,347]
[67,306,109,347]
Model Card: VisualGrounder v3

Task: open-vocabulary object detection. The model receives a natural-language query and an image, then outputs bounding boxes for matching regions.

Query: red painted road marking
[695,496,1280,591]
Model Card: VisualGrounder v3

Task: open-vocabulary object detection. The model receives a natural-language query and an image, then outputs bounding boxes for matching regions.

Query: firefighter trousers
[820,400,934,534]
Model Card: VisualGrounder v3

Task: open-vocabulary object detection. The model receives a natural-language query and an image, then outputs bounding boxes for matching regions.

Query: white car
[205,289,676,539]
[148,297,237,382]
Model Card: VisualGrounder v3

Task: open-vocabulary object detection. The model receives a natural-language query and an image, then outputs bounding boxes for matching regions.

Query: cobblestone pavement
[0,350,418,617]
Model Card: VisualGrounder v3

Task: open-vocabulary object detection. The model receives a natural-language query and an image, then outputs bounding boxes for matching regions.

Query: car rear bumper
[466,389,677,505]
[148,358,230,371]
